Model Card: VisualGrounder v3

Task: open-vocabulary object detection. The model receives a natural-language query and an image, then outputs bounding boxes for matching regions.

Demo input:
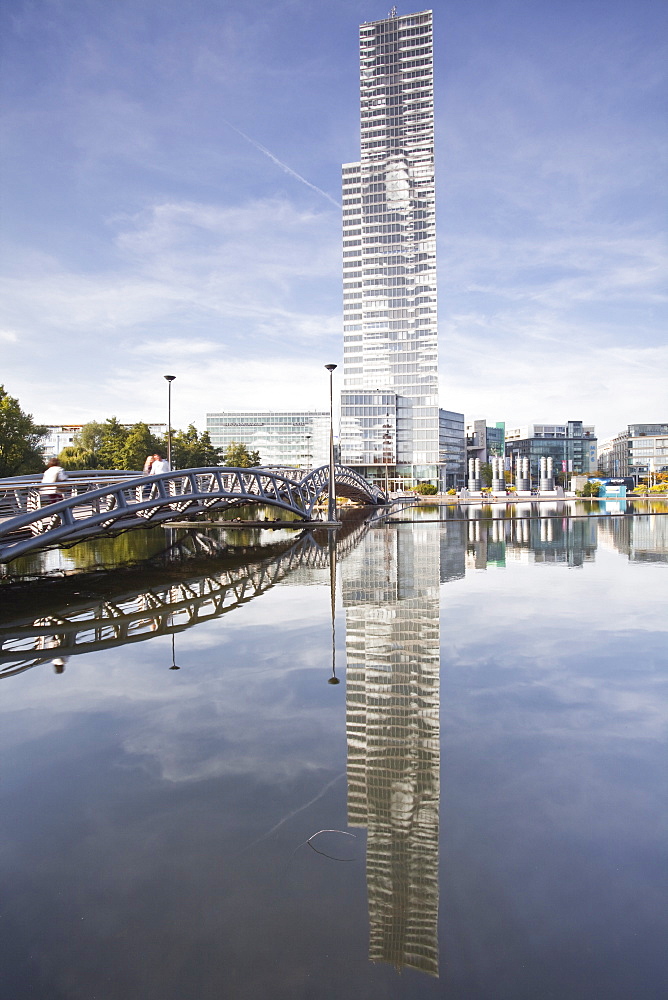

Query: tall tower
[340,9,439,490]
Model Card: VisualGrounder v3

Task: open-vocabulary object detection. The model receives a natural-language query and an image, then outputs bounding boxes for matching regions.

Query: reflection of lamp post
[325,364,338,522]
[382,412,392,496]
[327,528,340,684]
[164,375,176,469]
[169,632,180,670]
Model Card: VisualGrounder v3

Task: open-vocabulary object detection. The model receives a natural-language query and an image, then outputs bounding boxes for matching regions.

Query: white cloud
[0,197,342,424]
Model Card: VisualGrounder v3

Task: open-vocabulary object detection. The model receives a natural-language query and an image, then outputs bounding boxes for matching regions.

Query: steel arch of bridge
[0,466,386,563]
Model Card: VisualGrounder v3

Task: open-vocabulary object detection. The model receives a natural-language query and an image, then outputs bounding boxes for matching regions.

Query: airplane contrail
[223,119,341,209]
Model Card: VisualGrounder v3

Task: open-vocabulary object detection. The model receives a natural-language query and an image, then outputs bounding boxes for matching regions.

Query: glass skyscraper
[340,9,440,489]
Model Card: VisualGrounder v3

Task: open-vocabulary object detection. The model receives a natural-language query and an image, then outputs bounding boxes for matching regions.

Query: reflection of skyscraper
[341,525,440,976]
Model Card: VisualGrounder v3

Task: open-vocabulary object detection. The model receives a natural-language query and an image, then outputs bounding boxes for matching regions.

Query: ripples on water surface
[1,502,666,1000]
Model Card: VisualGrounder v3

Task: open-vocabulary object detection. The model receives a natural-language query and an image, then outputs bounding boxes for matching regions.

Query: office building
[505,421,597,482]
[466,419,505,464]
[340,9,442,490]
[206,411,329,468]
[598,423,668,481]
[439,409,466,489]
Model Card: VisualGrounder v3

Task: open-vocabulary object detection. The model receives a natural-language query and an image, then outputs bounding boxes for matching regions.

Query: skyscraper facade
[340,9,442,490]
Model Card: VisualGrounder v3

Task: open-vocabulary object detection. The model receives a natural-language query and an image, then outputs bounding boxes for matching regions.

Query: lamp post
[304,432,312,473]
[164,375,176,469]
[325,364,337,522]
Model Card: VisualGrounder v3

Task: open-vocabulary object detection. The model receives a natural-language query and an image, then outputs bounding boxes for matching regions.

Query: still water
[1,503,666,999]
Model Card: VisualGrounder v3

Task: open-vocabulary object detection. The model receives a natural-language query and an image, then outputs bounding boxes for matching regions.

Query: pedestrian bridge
[0,465,386,563]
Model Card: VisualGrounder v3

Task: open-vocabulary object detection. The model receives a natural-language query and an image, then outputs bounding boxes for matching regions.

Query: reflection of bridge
[0,466,386,563]
[0,520,369,678]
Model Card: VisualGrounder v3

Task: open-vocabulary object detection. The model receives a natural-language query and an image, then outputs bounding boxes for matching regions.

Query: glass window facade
[206,412,330,469]
[505,420,597,480]
[599,423,668,479]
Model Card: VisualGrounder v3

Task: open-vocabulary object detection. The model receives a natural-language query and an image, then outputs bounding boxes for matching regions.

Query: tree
[59,418,224,472]
[122,423,163,471]
[171,425,222,469]
[223,441,261,468]
[97,417,130,470]
[60,418,130,470]
[0,385,47,476]
[480,462,493,487]
[59,420,107,469]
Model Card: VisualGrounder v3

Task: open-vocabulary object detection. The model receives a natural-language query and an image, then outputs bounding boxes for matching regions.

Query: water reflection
[1,506,667,998]
[1,523,369,677]
[342,525,440,976]
[598,510,668,562]
[3,506,666,681]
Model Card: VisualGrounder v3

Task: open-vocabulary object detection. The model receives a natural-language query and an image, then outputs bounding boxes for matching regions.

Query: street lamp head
[325,364,337,372]
[164,375,176,382]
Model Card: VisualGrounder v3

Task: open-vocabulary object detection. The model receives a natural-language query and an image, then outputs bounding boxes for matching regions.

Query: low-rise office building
[206,412,330,469]
[505,421,597,482]
[598,423,668,481]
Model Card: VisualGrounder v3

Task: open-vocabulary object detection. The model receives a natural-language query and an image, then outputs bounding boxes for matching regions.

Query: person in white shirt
[41,458,68,504]
[150,454,171,474]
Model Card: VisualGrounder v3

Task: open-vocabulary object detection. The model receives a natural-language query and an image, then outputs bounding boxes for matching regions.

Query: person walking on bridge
[40,457,67,505]
[150,454,170,474]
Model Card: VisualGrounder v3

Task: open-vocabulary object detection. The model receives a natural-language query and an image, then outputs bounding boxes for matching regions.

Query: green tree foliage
[413,482,437,495]
[171,425,222,469]
[480,462,493,487]
[96,417,129,470]
[59,419,221,471]
[223,441,261,468]
[122,423,163,471]
[0,385,47,476]
[59,420,107,469]
[582,481,600,497]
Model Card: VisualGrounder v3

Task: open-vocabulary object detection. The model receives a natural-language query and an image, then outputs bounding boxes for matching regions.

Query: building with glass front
[439,409,466,489]
[598,423,668,481]
[340,9,442,489]
[206,412,329,469]
[505,421,597,482]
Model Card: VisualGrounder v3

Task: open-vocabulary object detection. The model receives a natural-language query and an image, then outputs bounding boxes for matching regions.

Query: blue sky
[1,0,666,442]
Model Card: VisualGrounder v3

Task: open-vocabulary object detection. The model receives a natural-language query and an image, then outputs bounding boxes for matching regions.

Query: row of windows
[361,36,430,53]
[361,83,431,98]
